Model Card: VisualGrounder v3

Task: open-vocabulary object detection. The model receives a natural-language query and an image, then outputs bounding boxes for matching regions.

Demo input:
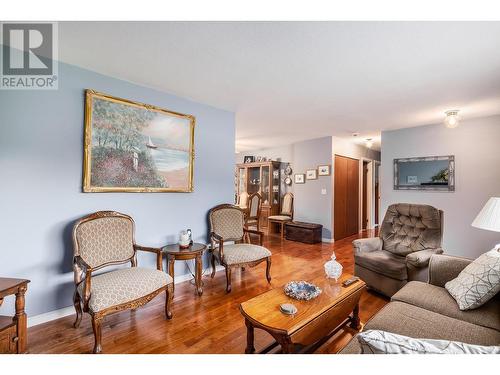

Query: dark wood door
[334,155,359,240]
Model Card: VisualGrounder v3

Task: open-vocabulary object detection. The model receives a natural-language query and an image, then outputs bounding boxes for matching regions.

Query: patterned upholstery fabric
[357,330,500,354]
[380,203,443,256]
[268,215,292,221]
[215,244,271,265]
[77,267,171,313]
[210,207,245,241]
[75,217,135,268]
[282,193,293,216]
[445,248,500,310]
[249,194,260,217]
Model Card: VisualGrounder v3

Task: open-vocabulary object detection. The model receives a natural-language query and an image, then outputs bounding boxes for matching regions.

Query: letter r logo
[2,23,53,75]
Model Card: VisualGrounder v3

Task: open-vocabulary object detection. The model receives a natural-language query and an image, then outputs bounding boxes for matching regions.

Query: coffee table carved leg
[349,303,361,330]
[276,335,294,354]
[195,253,203,296]
[245,318,256,354]
[168,255,175,293]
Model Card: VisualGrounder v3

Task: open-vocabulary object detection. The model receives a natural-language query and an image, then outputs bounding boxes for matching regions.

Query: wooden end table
[240,273,365,354]
[0,278,30,354]
[162,243,207,296]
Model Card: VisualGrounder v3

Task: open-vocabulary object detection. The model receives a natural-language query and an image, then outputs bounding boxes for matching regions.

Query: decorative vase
[324,251,343,281]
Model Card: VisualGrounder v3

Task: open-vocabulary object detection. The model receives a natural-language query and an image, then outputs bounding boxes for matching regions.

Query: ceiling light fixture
[444,110,460,128]
[365,138,373,148]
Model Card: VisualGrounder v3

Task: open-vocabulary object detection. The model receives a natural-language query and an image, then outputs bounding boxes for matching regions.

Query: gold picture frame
[83,90,195,192]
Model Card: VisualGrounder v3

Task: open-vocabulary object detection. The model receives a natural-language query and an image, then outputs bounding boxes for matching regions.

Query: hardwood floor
[28,230,388,354]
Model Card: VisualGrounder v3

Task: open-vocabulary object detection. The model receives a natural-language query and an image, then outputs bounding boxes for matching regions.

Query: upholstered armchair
[72,211,173,353]
[245,193,262,230]
[268,192,294,238]
[353,203,444,297]
[209,204,272,293]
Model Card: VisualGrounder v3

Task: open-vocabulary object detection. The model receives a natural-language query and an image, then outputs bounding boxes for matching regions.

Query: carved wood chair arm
[210,232,224,257]
[134,245,163,271]
[243,228,264,246]
[82,269,93,305]
[74,256,92,270]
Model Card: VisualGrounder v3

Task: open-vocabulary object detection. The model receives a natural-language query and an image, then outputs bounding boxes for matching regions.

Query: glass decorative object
[283,281,322,301]
[324,251,343,281]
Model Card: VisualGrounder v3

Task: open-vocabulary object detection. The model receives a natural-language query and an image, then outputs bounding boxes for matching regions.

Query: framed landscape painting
[83,90,195,192]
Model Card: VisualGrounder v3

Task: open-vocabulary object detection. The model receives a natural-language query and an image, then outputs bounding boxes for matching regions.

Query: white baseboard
[322,238,334,243]
[28,265,225,328]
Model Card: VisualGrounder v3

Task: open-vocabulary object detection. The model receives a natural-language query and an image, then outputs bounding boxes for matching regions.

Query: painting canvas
[83,90,195,192]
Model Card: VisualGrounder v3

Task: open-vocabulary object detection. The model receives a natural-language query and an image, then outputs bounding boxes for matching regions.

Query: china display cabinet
[236,161,281,229]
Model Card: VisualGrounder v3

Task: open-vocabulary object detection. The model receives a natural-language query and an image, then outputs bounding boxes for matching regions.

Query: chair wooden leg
[165,284,173,319]
[91,316,103,354]
[73,290,82,328]
[280,222,285,239]
[266,257,272,283]
[210,253,216,278]
[225,267,232,293]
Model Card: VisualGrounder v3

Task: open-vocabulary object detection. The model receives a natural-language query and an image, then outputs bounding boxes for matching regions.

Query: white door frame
[359,158,375,230]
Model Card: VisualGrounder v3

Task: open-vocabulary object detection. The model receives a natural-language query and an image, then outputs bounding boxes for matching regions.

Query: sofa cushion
[216,243,271,265]
[339,301,500,353]
[381,203,442,256]
[354,250,407,280]
[392,281,500,331]
[77,267,171,313]
[445,248,500,310]
[357,330,500,354]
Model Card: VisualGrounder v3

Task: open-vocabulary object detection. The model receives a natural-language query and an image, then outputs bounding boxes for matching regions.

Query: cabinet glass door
[238,168,246,195]
[261,166,270,204]
[247,167,260,194]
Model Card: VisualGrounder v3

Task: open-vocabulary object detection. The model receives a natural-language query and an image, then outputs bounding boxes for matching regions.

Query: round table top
[161,242,207,255]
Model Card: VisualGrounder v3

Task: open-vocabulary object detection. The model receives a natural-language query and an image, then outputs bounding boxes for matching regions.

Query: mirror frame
[393,155,455,191]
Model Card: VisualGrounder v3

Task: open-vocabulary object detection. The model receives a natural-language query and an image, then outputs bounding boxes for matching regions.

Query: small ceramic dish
[283,281,322,301]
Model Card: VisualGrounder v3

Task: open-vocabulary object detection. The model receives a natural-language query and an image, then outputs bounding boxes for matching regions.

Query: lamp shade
[471,197,500,232]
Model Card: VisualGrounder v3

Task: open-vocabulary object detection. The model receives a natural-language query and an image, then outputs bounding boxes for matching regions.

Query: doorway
[362,161,369,230]
[334,155,359,240]
[374,161,381,226]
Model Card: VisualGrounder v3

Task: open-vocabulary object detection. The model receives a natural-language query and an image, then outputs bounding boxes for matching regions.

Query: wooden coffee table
[240,273,365,354]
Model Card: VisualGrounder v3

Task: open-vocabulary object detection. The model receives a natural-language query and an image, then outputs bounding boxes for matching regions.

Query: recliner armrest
[352,237,383,254]
[406,248,444,268]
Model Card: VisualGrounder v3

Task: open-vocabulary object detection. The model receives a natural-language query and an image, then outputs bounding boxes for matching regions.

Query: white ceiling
[58,22,500,151]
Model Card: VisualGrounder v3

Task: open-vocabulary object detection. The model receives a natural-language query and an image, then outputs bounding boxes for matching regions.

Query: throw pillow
[357,330,500,354]
[445,248,500,310]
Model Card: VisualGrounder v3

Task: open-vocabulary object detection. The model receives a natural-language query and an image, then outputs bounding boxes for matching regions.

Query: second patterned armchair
[209,204,272,293]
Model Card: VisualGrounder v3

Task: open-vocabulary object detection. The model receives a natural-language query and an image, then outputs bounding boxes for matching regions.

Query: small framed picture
[294,174,305,184]
[244,156,255,163]
[318,165,331,176]
[306,169,318,180]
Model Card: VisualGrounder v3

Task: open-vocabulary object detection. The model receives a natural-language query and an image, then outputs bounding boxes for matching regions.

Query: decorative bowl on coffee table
[284,281,322,301]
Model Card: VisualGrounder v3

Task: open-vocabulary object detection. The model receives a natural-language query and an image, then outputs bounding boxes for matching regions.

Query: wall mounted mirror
[394,155,455,191]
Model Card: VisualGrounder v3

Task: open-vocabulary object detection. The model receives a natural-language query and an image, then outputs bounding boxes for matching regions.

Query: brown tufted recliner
[353,203,444,297]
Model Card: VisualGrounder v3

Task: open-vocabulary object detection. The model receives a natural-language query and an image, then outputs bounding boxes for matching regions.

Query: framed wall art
[318,165,331,176]
[83,90,195,192]
[393,155,455,191]
[294,174,305,184]
[306,169,318,180]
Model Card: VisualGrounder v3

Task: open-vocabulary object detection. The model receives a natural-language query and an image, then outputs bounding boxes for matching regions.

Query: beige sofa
[340,254,500,353]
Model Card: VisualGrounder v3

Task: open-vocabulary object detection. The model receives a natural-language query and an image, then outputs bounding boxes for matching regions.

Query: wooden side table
[161,243,207,296]
[0,278,30,354]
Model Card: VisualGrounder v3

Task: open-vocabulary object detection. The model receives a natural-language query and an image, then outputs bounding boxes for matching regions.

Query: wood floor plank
[28,230,388,354]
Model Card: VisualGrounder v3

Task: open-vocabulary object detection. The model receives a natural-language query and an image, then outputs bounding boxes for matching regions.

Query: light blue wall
[0,62,235,316]
[381,116,500,258]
